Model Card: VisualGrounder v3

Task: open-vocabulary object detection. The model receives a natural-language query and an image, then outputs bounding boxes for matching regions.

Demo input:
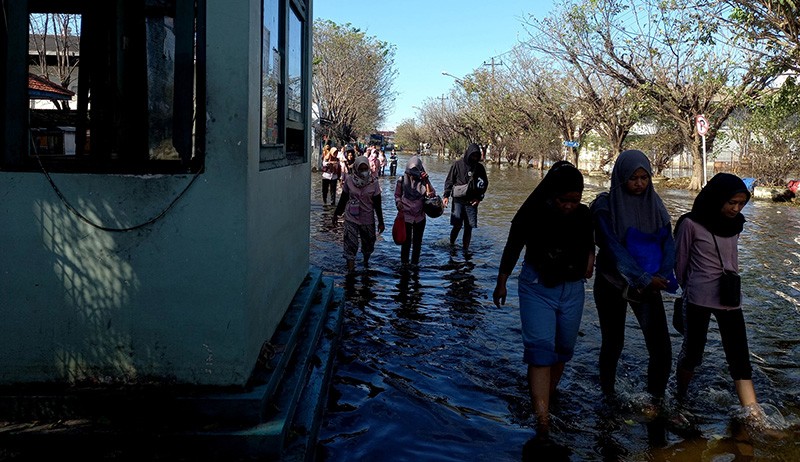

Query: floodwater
[310,153,799,461]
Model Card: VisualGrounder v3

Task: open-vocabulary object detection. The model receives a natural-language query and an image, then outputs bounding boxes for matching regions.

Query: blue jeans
[518,263,585,366]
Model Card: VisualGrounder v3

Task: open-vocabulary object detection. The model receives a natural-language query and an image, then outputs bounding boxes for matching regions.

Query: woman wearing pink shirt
[332,156,385,272]
[674,173,763,420]
[394,156,435,266]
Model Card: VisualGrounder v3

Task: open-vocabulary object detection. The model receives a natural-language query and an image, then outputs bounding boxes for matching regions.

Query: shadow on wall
[34,197,149,384]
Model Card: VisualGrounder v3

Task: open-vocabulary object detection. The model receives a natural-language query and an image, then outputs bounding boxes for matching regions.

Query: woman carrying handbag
[674,173,765,423]
[394,156,436,267]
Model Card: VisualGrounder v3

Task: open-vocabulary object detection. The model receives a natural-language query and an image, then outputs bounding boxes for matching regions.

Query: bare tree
[524,12,647,168]
[29,13,80,110]
[504,48,596,168]
[718,0,800,74]
[312,20,397,145]
[537,0,776,189]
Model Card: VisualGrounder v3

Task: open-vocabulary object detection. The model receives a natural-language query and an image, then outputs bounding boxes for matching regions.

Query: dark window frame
[259,0,308,170]
[1,0,206,175]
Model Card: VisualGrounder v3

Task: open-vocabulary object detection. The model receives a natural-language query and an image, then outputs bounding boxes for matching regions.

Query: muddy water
[310,153,799,461]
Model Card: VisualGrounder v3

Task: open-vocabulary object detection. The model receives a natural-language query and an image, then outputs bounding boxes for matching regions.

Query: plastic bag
[392,211,406,245]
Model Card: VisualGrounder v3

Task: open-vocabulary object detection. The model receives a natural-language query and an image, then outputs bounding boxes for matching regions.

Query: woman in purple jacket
[674,173,763,420]
[394,156,435,266]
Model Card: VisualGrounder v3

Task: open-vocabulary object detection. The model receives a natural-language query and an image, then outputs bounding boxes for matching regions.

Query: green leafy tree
[741,78,800,185]
[394,118,425,152]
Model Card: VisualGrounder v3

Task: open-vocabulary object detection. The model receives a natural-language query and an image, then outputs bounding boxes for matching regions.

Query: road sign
[696,114,709,136]
[562,140,579,148]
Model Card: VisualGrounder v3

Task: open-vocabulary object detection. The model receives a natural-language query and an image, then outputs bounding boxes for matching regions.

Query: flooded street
[311,153,799,461]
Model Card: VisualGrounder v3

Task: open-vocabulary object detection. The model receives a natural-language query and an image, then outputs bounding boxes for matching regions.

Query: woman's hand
[647,276,669,292]
[493,274,509,308]
[492,284,507,308]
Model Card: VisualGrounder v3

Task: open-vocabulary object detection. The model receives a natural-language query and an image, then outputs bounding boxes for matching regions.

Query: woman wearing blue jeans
[493,161,594,441]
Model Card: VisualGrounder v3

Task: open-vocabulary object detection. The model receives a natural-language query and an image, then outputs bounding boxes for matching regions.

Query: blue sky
[313,0,555,131]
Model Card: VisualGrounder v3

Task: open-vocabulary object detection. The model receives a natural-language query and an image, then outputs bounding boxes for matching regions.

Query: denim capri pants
[518,262,585,366]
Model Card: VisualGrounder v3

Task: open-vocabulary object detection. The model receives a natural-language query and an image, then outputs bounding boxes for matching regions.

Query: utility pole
[440,95,447,157]
[482,56,502,164]
[482,57,503,80]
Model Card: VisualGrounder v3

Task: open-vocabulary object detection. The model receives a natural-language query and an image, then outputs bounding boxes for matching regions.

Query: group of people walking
[493,149,761,444]
[329,142,489,271]
[321,144,399,206]
[324,143,762,444]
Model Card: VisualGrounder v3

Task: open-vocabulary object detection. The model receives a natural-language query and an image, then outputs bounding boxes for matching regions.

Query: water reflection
[313,155,799,461]
[442,255,480,317]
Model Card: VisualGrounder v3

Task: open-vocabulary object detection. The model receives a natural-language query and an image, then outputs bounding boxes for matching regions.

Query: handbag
[452,170,477,198]
[424,195,444,218]
[392,211,406,245]
[712,235,741,306]
[452,181,472,198]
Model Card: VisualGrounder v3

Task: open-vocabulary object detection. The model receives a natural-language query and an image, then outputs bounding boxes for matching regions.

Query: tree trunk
[688,145,705,191]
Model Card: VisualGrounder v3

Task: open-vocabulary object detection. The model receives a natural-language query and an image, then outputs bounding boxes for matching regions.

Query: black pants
[322,178,337,204]
[677,302,752,380]
[593,274,672,398]
[389,163,397,176]
[401,219,426,264]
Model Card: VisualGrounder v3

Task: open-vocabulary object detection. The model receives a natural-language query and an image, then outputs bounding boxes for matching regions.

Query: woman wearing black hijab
[493,161,595,441]
[674,173,763,419]
[591,150,677,405]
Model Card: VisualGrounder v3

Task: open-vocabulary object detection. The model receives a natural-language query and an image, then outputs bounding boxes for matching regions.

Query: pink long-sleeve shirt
[394,177,435,223]
[675,217,741,310]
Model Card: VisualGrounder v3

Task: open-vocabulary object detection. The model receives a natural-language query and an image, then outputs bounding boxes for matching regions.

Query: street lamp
[441,71,465,85]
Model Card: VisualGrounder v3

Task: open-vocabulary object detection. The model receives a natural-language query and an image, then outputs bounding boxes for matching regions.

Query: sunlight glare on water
[311,153,799,461]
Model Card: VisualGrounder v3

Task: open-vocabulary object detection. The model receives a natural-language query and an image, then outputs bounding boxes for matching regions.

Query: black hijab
[510,161,592,285]
[514,161,584,218]
[677,173,750,237]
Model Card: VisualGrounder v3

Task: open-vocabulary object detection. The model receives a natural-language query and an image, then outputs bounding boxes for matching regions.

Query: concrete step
[0,268,345,461]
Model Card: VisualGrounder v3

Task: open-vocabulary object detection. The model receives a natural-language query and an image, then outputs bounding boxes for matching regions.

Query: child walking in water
[332,156,385,272]
[493,161,594,442]
[394,156,436,267]
[673,173,765,422]
[591,149,677,408]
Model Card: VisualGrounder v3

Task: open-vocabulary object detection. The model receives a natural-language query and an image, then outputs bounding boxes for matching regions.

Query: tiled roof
[28,73,75,99]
